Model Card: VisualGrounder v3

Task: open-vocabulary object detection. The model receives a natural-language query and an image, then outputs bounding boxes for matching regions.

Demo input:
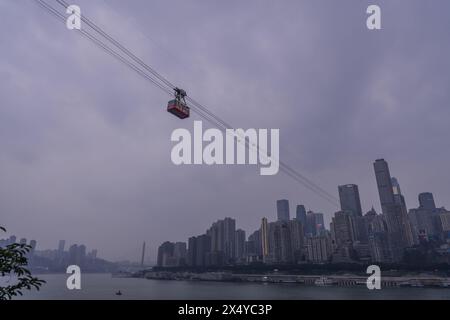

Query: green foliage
[0,226,46,300]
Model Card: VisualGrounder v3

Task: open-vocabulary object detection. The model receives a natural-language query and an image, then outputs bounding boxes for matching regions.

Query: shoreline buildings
[156,159,450,267]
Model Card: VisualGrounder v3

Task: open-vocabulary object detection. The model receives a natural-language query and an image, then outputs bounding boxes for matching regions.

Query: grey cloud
[0,0,449,261]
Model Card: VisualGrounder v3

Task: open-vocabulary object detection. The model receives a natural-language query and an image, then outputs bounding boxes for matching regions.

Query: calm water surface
[16,273,450,300]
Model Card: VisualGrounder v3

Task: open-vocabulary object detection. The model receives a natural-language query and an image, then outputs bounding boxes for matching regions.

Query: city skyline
[156,158,450,267]
[1,0,450,261]
[2,155,448,264]
[0,232,119,274]
[1,154,449,266]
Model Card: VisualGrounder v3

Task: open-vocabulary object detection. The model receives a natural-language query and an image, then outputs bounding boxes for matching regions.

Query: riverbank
[142,271,450,288]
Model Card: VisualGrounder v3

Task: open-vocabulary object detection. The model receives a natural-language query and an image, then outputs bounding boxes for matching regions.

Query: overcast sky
[1,0,449,262]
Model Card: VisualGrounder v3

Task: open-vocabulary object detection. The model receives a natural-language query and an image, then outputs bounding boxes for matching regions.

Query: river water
[15,273,450,300]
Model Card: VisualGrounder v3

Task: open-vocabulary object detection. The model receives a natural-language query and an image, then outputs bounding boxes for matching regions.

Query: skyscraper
[208,217,236,264]
[267,221,294,264]
[68,244,78,265]
[305,211,325,237]
[58,240,65,254]
[261,217,269,262]
[279,222,293,263]
[438,212,450,241]
[141,241,146,267]
[195,234,211,267]
[331,211,357,248]
[305,211,319,236]
[174,242,187,266]
[409,208,436,241]
[287,219,304,261]
[276,199,290,222]
[246,229,262,262]
[187,236,197,267]
[235,229,246,263]
[368,231,391,263]
[67,243,86,266]
[373,159,413,261]
[409,192,441,242]
[295,205,307,226]
[223,218,236,262]
[314,213,325,235]
[391,177,401,194]
[187,234,213,267]
[157,241,175,267]
[306,236,331,263]
[338,184,363,216]
[391,177,414,246]
[158,241,188,267]
[392,177,407,208]
[374,159,396,215]
[78,244,86,267]
[418,192,436,210]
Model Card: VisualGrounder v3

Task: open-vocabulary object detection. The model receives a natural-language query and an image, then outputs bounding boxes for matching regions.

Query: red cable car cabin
[167,99,190,119]
[167,87,190,119]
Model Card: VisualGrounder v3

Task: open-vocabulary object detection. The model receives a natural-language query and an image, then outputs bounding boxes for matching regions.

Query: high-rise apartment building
[418,192,436,210]
[296,205,307,226]
[276,199,290,222]
[338,184,363,216]
[261,217,269,262]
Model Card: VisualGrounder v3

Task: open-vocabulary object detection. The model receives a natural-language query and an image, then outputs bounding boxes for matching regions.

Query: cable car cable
[56,0,236,133]
[55,0,176,91]
[186,96,339,205]
[33,0,339,207]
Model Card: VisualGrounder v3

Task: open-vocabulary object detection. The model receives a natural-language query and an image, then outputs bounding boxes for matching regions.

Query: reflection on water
[16,273,450,300]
